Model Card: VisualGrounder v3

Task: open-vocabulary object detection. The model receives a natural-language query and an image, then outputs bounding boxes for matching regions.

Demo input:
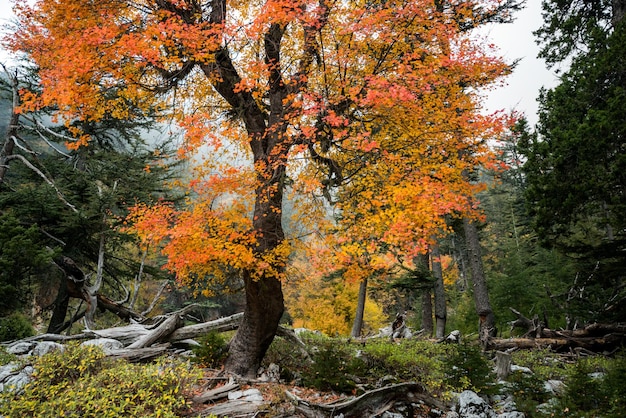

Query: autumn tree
[8,0,518,376]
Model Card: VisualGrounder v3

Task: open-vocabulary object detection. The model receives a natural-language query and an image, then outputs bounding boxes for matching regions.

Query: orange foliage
[7,0,516,295]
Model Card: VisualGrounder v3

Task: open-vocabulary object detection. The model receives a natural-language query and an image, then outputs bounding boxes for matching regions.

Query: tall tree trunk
[223,165,286,378]
[351,277,368,338]
[431,242,447,339]
[0,68,19,187]
[463,218,496,346]
[415,252,433,336]
[421,290,433,336]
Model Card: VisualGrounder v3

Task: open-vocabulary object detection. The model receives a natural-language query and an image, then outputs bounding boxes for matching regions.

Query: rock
[242,388,264,402]
[543,379,564,395]
[494,394,518,413]
[510,365,532,374]
[2,365,34,393]
[31,341,64,357]
[81,338,124,354]
[228,388,263,402]
[497,412,525,418]
[258,362,280,382]
[445,330,461,343]
[0,362,19,382]
[7,341,35,355]
[457,390,497,418]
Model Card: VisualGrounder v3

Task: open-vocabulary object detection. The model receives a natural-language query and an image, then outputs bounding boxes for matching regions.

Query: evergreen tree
[520,2,626,323]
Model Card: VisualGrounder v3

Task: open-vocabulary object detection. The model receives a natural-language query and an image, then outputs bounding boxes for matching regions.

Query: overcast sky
[0,0,558,125]
[481,0,560,124]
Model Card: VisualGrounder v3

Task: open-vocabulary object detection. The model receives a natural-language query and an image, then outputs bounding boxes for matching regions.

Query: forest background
[0,0,624,379]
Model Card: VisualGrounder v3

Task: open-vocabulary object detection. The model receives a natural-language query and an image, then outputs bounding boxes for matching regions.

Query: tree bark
[421,290,433,336]
[416,252,433,336]
[431,242,447,339]
[462,217,496,346]
[0,66,19,187]
[351,277,368,338]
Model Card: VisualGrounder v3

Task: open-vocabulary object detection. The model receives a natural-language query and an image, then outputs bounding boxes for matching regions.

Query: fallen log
[487,332,625,353]
[127,314,182,349]
[107,346,171,362]
[168,313,243,342]
[197,399,262,417]
[193,380,239,404]
[290,382,448,418]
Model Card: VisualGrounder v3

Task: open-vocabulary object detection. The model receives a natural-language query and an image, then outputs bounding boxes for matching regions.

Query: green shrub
[263,335,311,383]
[0,343,200,418]
[359,339,451,392]
[507,370,550,415]
[443,343,496,394]
[602,355,626,416]
[0,346,18,366]
[191,331,228,368]
[510,348,569,381]
[0,313,35,342]
[545,355,626,418]
[301,339,359,393]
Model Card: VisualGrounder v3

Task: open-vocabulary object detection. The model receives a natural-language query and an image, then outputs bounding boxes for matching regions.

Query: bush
[301,338,359,393]
[358,339,451,392]
[0,312,35,342]
[443,343,496,394]
[0,343,200,418]
[507,370,550,415]
[543,355,625,418]
[191,331,228,368]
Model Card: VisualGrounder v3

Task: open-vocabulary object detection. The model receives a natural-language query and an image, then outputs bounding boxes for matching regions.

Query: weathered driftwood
[291,382,448,418]
[193,380,239,404]
[168,312,244,342]
[90,324,151,345]
[107,346,170,362]
[197,399,263,417]
[127,314,182,349]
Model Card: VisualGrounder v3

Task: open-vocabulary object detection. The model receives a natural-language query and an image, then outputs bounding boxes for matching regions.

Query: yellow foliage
[285,250,387,336]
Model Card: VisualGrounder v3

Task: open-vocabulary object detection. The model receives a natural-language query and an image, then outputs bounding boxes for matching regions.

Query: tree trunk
[415,252,433,336]
[223,166,286,377]
[431,242,447,339]
[0,68,19,187]
[421,290,433,336]
[351,277,368,338]
[462,218,496,345]
[47,278,70,334]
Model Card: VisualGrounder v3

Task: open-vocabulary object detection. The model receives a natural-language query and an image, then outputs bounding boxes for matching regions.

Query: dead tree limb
[292,382,448,418]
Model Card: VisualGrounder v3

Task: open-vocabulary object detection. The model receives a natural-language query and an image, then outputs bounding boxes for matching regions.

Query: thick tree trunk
[223,167,286,377]
[351,277,368,338]
[431,242,447,339]
[462,218,496,345]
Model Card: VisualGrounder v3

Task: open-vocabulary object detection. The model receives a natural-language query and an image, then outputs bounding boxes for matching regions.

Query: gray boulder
[457,390,497,418]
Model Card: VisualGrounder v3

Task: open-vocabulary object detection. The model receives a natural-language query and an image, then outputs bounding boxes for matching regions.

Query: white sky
[481,0,560,124]
[0,0,558,125]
